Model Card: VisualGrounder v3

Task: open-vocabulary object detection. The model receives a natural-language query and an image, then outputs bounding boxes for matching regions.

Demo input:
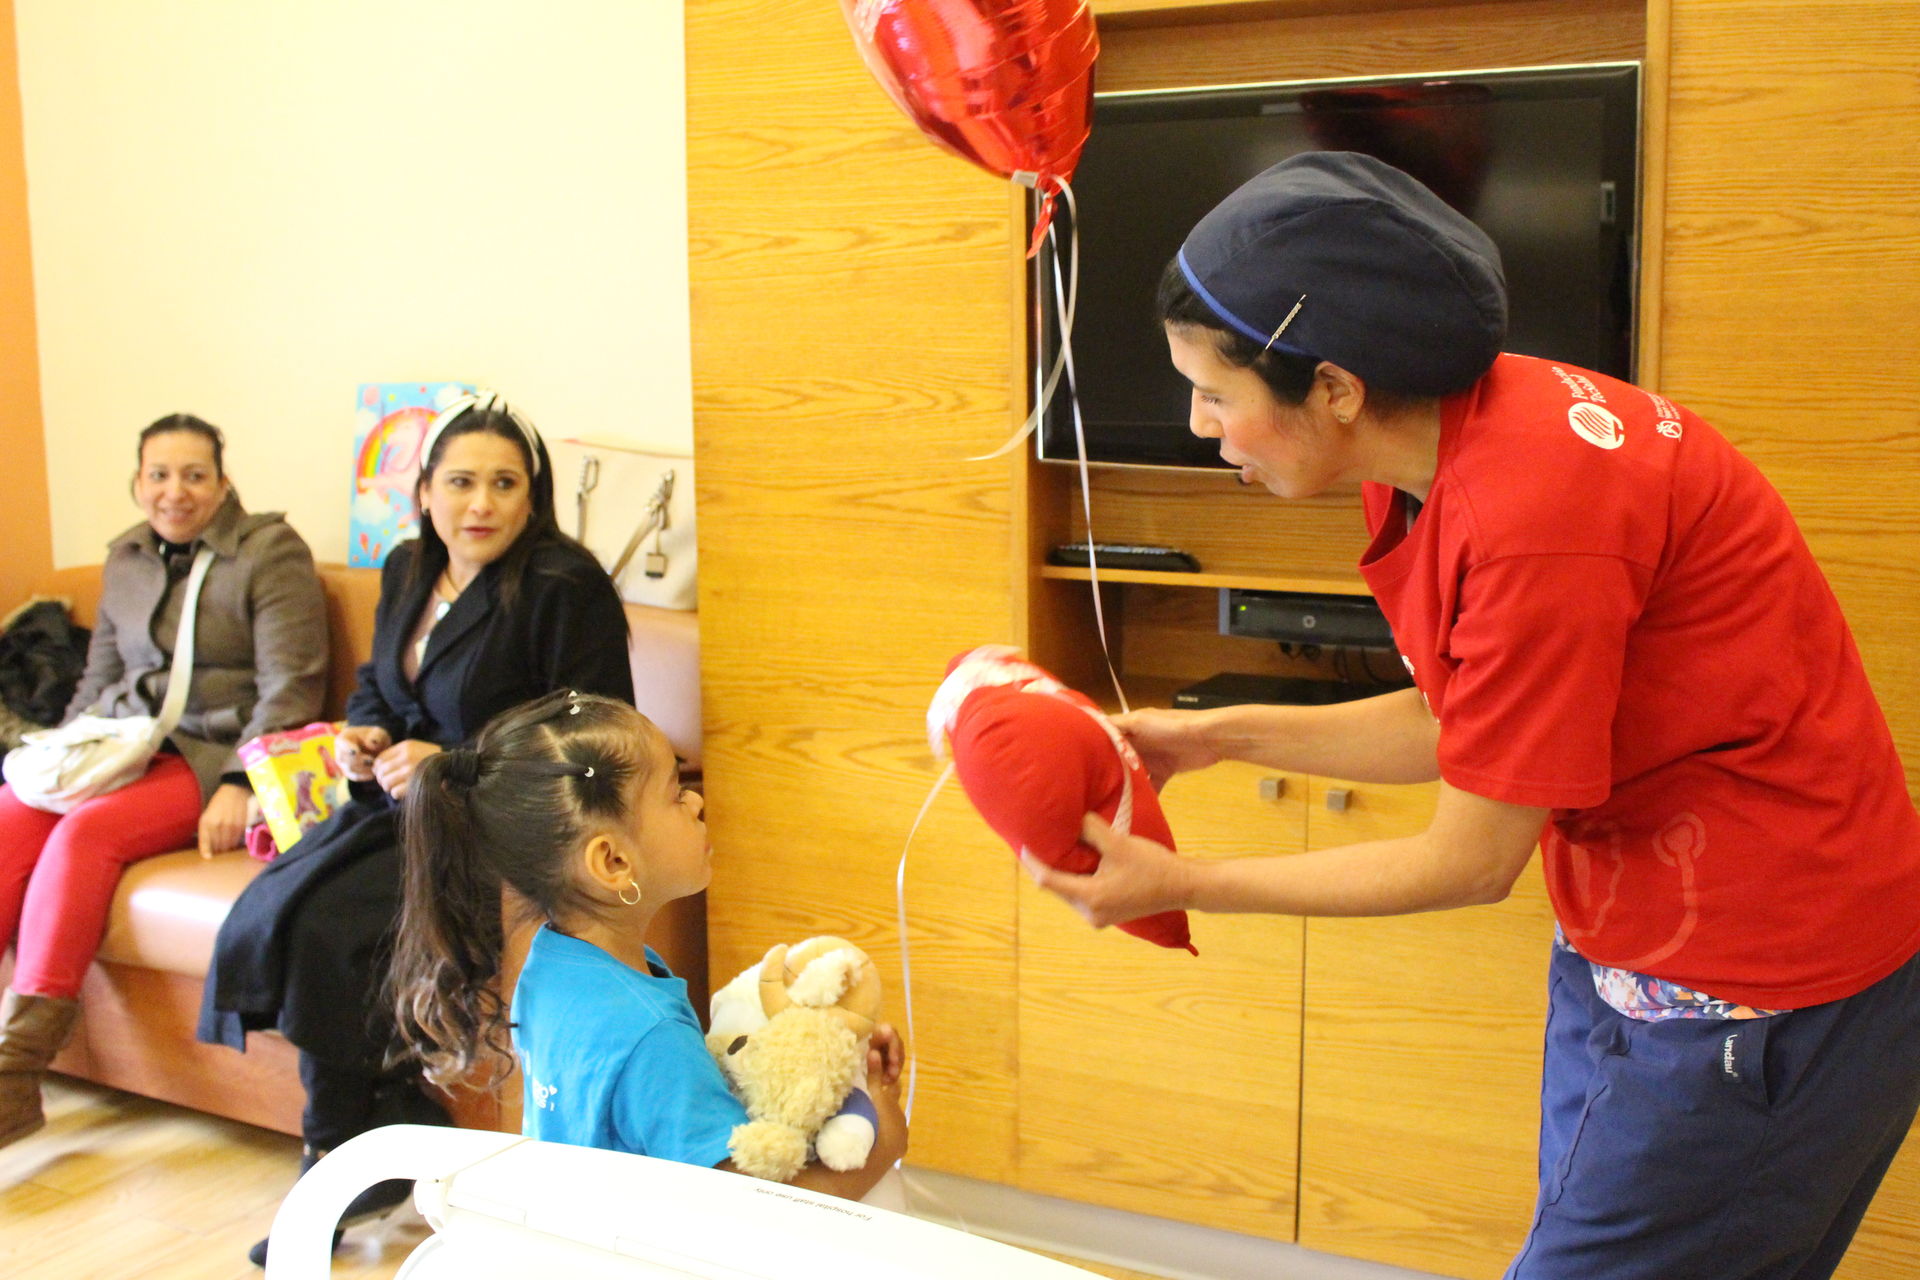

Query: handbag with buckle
[547,437,697,611]
[2,547,214,814]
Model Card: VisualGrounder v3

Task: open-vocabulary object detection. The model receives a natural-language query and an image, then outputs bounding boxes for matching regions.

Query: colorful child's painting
[349,381,473,567]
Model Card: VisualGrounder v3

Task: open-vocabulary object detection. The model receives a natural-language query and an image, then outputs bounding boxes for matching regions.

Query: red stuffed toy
[929,645,1196,954]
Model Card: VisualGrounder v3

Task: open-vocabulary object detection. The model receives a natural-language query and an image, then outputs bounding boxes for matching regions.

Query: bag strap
[608,468,676,580]
[151,546,216,747]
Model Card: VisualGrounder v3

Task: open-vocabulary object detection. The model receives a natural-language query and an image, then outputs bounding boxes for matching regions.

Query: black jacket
[198,535,633,1066]
[343,537,633,750]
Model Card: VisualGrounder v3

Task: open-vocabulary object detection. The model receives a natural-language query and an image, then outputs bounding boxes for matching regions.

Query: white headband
[420,390,544,477]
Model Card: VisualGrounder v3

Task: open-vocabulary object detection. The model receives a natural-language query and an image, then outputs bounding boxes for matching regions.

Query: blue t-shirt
[511,925,747,1166]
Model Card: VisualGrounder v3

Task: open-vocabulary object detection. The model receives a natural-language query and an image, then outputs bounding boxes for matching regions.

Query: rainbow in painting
[349,381,473,567]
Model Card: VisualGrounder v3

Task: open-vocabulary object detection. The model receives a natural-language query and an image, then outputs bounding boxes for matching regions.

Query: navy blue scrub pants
[1507,942,1920,1280]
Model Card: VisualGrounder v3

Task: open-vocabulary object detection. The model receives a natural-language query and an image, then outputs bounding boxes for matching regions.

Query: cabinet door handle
[1324,787,1353,813]
[1258,776,1287,801]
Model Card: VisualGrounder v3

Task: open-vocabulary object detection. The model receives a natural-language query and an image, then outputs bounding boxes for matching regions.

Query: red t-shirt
[1359,354,1920,1008]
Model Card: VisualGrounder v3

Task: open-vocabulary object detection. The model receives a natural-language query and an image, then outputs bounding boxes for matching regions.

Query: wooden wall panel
[1657,0,1920,791]
[687,0,1024,1180]
[1656,5,1920,1275]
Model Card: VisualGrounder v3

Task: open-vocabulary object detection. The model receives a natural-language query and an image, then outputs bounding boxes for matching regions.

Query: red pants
[0,754,201,998]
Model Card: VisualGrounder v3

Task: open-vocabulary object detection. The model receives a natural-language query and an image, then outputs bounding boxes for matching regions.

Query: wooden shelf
[1091,0,1523,28]
[1039,564,1373,595]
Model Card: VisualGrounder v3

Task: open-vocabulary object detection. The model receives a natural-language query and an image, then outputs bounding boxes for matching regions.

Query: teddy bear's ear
[758,944,793,1016]
[788,950,859,1008]
[781,936,859,980]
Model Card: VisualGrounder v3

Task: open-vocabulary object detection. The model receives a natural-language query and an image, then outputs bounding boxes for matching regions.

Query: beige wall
[0,0,50,605]
[15,0,690,567]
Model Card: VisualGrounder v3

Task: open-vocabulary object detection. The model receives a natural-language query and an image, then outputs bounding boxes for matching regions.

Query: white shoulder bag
[3,547,214,814]
[546,437,697,611]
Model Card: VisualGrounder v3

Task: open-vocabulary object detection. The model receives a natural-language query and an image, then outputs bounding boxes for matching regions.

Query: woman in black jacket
[198,393,633,1265]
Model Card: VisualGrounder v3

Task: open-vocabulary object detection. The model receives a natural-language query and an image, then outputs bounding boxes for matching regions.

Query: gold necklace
[438,566,471,600]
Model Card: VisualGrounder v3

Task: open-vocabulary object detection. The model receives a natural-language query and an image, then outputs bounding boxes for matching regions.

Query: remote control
[1046,542,1200,572]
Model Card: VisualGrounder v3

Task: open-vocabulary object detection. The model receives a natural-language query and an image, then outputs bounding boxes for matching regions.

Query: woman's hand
[865,1026,909,1171]
[867,1023,906,1088]
[1019,812,1198,928]
[1110,707,1221,790]
[334,725,392,782]
[373,739,442,800]
[198,782,254,858]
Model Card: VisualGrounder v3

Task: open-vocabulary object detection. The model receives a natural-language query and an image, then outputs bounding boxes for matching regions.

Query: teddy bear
[704,936,884,1182]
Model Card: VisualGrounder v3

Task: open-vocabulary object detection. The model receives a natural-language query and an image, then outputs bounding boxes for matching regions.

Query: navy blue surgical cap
[1177,151,1508,397]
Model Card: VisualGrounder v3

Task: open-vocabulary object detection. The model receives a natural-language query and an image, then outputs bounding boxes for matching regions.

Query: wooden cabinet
[1299,779,1555,1278]
[1655,4,1920,1276]
[1018,561,1556,1266]
[1019,764,1309,1237]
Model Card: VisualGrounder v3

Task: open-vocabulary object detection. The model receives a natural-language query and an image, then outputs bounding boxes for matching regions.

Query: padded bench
[0,562,704,1136]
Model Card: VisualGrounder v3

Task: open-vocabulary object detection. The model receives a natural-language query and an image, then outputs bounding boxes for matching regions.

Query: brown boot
[0,988,81,1149]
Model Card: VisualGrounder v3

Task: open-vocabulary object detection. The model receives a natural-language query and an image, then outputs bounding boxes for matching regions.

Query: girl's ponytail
[389,747,512,1086]
[384,691,659,1086]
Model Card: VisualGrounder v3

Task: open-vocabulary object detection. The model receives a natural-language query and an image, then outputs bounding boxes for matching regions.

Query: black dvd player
[1220,589,1395,648]
[1172,673,1383,709]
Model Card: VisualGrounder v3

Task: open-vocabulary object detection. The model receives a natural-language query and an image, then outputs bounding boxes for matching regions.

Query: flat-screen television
[1032,62,1642,470]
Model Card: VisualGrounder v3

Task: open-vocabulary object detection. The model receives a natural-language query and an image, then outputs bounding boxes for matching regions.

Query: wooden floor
[0,1075,1157,1280]
[0,1075,429,1279]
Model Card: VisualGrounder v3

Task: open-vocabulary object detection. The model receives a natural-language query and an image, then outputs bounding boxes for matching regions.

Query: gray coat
[64,491,329,801]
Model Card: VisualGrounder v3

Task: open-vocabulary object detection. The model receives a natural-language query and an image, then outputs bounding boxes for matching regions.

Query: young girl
[389,689,907,1201]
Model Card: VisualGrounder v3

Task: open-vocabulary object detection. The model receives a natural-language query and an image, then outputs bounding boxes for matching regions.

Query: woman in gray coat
[0,413,328,1148]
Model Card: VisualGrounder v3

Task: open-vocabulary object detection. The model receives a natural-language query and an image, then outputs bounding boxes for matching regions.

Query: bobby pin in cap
[1262,294,1308,355]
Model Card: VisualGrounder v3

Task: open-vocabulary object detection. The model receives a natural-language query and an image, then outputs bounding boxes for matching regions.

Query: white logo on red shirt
[1644,390,1683,440]
[1551,365,1608,404]
[1568,402,1626,450]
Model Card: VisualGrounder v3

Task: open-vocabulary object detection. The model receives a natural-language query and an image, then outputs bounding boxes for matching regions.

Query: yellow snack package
[238,721,346,855]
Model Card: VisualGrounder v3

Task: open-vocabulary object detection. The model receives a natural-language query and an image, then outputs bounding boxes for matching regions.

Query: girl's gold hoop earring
[618,878,643,907]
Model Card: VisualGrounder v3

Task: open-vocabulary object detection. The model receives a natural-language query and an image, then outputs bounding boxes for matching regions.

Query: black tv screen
[1032,63,1641,469]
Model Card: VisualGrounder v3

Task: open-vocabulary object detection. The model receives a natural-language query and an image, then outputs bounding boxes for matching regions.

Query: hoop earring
[618,878,643,907]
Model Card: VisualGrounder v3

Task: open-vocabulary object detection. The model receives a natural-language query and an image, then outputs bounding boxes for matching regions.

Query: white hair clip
[420,389,545,476]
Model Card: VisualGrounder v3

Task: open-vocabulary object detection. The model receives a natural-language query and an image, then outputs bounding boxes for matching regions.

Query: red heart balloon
[930,647,1197,954]
[841,0,1099,253]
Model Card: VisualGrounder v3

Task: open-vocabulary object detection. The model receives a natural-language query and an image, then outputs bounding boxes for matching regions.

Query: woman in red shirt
[1027,150,1920,1280]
